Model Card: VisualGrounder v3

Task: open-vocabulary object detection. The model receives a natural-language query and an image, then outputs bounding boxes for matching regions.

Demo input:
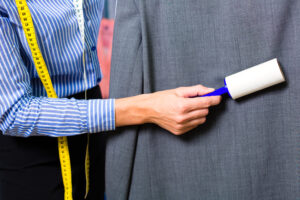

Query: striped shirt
[0,0,115,137]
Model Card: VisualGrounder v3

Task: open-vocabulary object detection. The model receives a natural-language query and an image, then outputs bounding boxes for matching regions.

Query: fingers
[175,84,222,111]
[183,95,222,112]
[186,117,207,127]
[198,96,222,107]
[171,117,206,135]
[151,85,222,136]
[170,95,222,135]
[171,108,209,135]
[177,109,209,123]
[176,85,215,98]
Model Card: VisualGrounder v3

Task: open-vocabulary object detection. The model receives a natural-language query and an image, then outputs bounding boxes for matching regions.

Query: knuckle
[172,127,183,135]
[174,88,182,95]
[196,84,205,91]
[178,102,188,113]
[175,124,183,131]
[173,130,182,136]
[176,87,184,94]
[175,115,185,124]
[175,124,186,134]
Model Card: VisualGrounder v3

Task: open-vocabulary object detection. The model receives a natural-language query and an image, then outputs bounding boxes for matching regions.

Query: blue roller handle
[201,86,229,97]
[194,80,232,98]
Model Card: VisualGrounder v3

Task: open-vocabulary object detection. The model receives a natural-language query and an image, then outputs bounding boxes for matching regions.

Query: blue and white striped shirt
[0,0,115,137]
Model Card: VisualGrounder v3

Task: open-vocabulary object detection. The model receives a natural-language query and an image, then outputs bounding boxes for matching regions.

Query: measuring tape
[73,0,91,198]
[14,1,90,199]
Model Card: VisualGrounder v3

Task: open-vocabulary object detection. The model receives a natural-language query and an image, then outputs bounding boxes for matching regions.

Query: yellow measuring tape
[15,0,90,199]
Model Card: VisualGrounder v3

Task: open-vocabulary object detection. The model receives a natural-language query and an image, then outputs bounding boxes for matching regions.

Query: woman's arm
[115,85,221,135]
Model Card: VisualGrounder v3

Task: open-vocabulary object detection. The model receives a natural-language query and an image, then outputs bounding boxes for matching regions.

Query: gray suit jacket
[106,0,300,199]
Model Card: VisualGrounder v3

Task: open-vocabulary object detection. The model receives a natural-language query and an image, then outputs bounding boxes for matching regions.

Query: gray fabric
[106,0,300,199]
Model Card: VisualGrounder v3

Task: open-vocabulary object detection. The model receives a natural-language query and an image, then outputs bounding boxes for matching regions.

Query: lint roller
[202,58,285,99]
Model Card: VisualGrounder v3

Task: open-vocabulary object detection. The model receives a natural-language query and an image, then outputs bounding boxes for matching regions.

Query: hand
[145,85,222,135]
[115,85,222,135]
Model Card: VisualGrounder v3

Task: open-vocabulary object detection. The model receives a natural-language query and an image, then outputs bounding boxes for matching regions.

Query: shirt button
[91,46,96,51]
[87,20,91,27]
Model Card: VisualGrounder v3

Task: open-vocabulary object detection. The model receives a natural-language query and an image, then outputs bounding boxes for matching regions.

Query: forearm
[115,94,153,127]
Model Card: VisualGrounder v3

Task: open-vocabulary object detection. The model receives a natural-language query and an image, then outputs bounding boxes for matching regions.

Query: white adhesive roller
[202,58,286,99]
[225,58,285,99]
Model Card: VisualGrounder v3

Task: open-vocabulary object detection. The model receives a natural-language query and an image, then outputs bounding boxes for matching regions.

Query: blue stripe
[0,0,115,137]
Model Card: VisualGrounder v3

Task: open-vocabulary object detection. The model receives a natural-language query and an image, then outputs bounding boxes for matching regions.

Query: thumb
[177,85,215,98]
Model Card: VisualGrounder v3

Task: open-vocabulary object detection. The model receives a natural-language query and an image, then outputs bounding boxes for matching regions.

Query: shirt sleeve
[0,12,115,137]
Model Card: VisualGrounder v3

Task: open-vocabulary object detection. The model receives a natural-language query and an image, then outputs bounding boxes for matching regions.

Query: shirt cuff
[87,99,115,133]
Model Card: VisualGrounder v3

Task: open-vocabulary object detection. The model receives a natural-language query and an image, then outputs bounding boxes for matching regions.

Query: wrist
[115,94,153,127]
